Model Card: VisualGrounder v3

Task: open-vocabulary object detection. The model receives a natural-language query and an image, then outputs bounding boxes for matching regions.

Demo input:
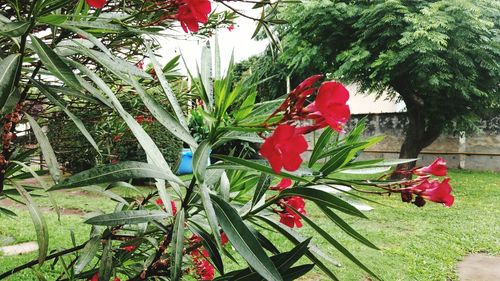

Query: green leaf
[146,44,188,129]
[234,91,256,120]
[339,166,391,174]
[29,35,81,89]
[200,183,222,249]
[74,236,101,274]
[11,181,48,264]
[309,127,335,167]
[131,79,197,148]
[201,42,214,109]
[98,240,112,281]
[188,222,224,274]
[319,144,358,175]
[193,141,211,183]
[80,186,129,205]
[31,79,99,153]
[0,21,30,37]
[0,54,21,111]
[85,210,169,226]
[255,215,340,281]
[251,173,270,209]
[287,206,381,280]
[282,264,315,281]
[26,114,61,184]
[279,187,367,218]
[50,161,182,191]
[213,155,305,182]
[317,205,378,250]
[211,195,283,281]
[170,209,185,281]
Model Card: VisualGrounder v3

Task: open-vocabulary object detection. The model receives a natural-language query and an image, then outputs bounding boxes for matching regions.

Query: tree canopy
[250,0,500,163]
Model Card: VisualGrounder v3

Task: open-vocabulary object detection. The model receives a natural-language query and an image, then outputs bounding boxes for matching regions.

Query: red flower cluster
[89,273,120,281]
[85,0,106,8]
[120,245,137,252]
[401,158,454,207]
[260,75,350,174]
[155,198,178,215]
[176,0,212,33]
[135,115,154,124]
[278,196,307,228]
[188,233,230,281]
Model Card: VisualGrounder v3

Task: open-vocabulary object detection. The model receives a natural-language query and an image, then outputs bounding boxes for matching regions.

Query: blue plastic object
[177,148,193,175]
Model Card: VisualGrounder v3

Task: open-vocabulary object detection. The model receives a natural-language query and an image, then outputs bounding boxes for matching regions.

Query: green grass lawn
[0,170,498,280]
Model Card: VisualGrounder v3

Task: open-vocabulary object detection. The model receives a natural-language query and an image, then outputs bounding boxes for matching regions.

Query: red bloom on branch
[278,196,306,228]
[176,0,212,33]
[260,124,308,174]
[227,24,235,31]
[410,178,454,207]
[194,259,214,280]
[270,178,292,191]
[155,199,178,215]
[221,232,229,245]
[89,273,99,281]
[306,81,350,132]
[414,158,447,176]
[85,0,106,8]
[135,115,145,123]
[120,245,137,252]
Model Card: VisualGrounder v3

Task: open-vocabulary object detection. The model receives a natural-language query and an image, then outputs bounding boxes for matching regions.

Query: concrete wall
[313,113,500,171]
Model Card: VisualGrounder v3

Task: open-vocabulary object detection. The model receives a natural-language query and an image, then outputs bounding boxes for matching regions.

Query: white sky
[157,2,268,73]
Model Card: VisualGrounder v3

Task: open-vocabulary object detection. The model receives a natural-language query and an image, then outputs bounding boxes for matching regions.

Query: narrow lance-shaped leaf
[279,187,367,218]
[85,210,169,226]
[200,183,222,249]
[170,209,185,281]
[29,35,81,89]
[74,235,101,274]
[317,205,379,250]
[309,127,335,167]
[287,206,381,281]
[201,42,214,109]
[11,181,49,264]
[255,215,340,281]
[26,114,61,184]
[50,161,182,191]
[211,195,283,281]
[188,221,224,274]
[131,78,197,148]
[0,54,21,110]
[31,79,99,153]
[99,240,113,281]
[146,43,188,129]
[251,173,270,209]
[11,160,60,220]
[193,140,211,183]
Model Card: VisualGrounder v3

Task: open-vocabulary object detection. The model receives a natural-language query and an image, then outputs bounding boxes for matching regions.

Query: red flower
[113,134,121,142]
[136,60,144,70]
[306,81,350,132]
[227,24,235,31]
[85,0,106,8]
[279,196,306,228]
[221,232,229,245]
[176,0,212,33]
[89,272,99,281]
[113,278,121,281]
[260,124,308,174]
[410,178,454,207]
[120,245,137,252]
[156,199,177,215]
[414,158,447,176]
[135,115,145,123]
[270,178,292,191]
[194,259,214,280]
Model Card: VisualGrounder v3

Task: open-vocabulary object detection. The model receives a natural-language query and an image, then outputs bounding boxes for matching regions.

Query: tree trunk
[390,94,443,179]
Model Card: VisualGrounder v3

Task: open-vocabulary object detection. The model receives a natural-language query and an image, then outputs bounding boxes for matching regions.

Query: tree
[257,0,500,170]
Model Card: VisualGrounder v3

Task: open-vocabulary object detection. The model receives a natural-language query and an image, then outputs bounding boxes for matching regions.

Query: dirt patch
[457,254,500,281]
